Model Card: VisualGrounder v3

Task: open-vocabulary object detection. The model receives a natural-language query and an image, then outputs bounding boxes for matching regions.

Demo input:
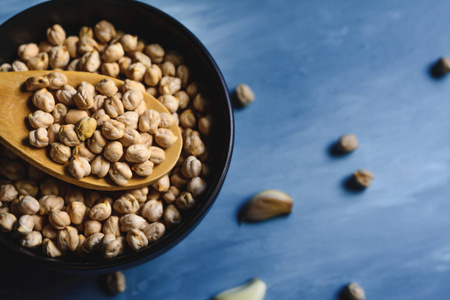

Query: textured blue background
[1,0,450,299]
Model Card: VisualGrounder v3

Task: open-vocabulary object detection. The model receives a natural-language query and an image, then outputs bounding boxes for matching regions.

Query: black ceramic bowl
[0,0,233,272]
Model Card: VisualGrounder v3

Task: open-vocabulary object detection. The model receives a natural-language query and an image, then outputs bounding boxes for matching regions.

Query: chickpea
[184,131,205,156]
[164,204,181,228]
[174,91,190,110]
[119,213,146,232]
[90,199,112,221]
[145,43,165,63]
[186,82,202,98]
[48,210,70,230]
[59,124,81,147]
[52,103,68,123]
[39,195,64,215]
[21,231,42,249]
[46,24,66,46]
[155,128,178,148]
[79,26,93,39]
[123,79,146,93]
[139,132,153,148]
[12,60,29,71]
[159,76,181,96]
[49,46,70,69]
[80,50,101,72]
[103,216,120,236]
[142,222,165,243]
[101,62,120,77]
[96,78,118,97]
[85,191,102,208]
[2,161,26,181]
[125,144,151,164]
[18,43,39,61]
[92,109,111,127]
[179,109,196,129]
[146,87,159,98]
[57,226,79,251]
[126,62,146,81]
[118,56,132,74]
[14,180,38,197]
[40,178,60,196]
[91,155,111,178]
[69,156,91,179]
[101,235,123,259]
[133,51,151,68]
[144,64,162,86]
[56,85,77,106]
[106,271,126,294]
[42,224,58,240]
[170,168,189,189]
[67,201,87,225]
[94,20,117,43]
[128,187,148,203]
[78,36,98,54]
[109,162,132,186]
[0,184,18,202]
[87,130,107,154]
[152,174,170,192]
[76,117,97,142]
[119,127,141,147]
[118,34,137,52]
[47,71,68,89]
[139,109,160,134]
[27,52,49,70]
[163,186,180,204]
[122,90,144,111]
[181,156,202,179]
[132,161,154,177]
[0,212,17,232]
[0,63,11,72]
[83,232,105,253]
[117,111,139,129]
[26,75,49,91]
[164,50,184,66]
[103,141,123,163]
[65,109,88,125]
[30,215,44,231]
[157,112,174,129]
[198,115,213,136]
[161,61,175,77]
[82,220,102,237]
[17,196,39,215]
[176,64,191,87]
[74,85,95,110]
[113,193,139,214]
[28,110,54,129]
[175,191,196,210]
[67,58,80,71]
[104,95,124,118]
[141,200,163,222]
[72,142,96,162]
[126,229,148,251]
[16,214,35,235]
[64,36,79,58]
[147,146,164,165]
[29,127,49,148]
[102,119,125,140]
[42,238,62,257]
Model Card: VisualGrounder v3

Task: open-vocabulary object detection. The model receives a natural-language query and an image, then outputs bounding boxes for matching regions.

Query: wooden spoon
[0,70,182,191]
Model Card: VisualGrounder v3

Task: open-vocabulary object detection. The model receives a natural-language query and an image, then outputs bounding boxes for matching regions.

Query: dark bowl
[0,0,233,272]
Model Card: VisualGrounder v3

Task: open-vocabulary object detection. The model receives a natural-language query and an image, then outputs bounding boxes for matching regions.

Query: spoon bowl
[0,70,182,191]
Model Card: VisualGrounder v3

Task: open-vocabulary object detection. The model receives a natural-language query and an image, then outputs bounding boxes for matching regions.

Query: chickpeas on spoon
[0,70,182,191]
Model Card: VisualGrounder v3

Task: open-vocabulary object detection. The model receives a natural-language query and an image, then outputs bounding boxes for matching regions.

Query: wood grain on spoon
[0,70,182,191]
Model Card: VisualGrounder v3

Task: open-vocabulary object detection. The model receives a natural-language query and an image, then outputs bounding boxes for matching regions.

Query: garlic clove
[241,190,293,222]
[213,278,266,300]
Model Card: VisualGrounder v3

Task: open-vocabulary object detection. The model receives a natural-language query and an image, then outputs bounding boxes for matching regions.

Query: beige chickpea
[159,112,175,129]
[0,212,17,232]
[47,24,66,45]
[176,64,191,87]
[84,232,105,253]
[88,130,107,154]
[56,85,77,106]
[39,195,64,215]
[72,142,96,162]
[164,50,184,66]
[123,79,146,93]
[12,60,29,71]
[42,224,58,240]
[74,84,95,110]
[101,235,123,259]
[27,52,49,70]
[188,177,207,197]
[49,46,70,69]
[159,76,181,95]
[125,144,151,164]
[28,110,54,129]
[174,91,190,110]
[31,215,45,231]
[79,26,93,39]
[101,42,124,63]
[152,174,170,192]
[0,63,11,72]
[84,220,102,237]
[117,112,139,129]
[101,62,120,77]
[47,71,68,89]
[17,196,39,215]
[146,87,159,98]
[78,36,98,54]
[29,127,49,148]
[162,186,180,204]
[149,146,165,165]
[198,115,213,136]
[142,222,165,243]
[76,234,87,255]
[119,127,141,147]
[90,199,112,221]
[64,187,85,204]
[118,56,132,74]
[67,201,87,225]
[145,43,165,63]
[21,231,42,249]
[65,109,88,125]
[126,62,146,81]
[175,191,196,210]
[144,64,162,87]
[119,213,146,232]
[49,210,70,230]
[109,162,133,186]
[18,43,39,61]
[186,82,202,98]
[147,188,161,201]
[26,75,49,91]
[158,94,179,113]
[184,132,205,156]
[179,109,196,129]
[80,50,101,72]
[132,161,154,177]
[104,95,124,118]
[59,124,81,147]
[126,229,148,251]
[0,184,18,203]
[92,109,111,127]
[164,204,181,228]
[141,199,163,222]
[64,36,79,58]
[91,155,111,178]
[113,193,139,214]
[161,61,175,77]
[102,119,125,140]
[170,168,189,189]
[67,58,80,71]
[103,141,124,163]
[90,94,106,112]
[94,20,116,43]
[120,34,138,52]
[57,226,79,251]
[181,156,202,179]
[139,109,160,134]
[85,191,102,208]
[43,238,62,257]
[193,93,211,113]
[52,103,68,123]
[103,216,120,236]
[40,177,60,195]
[122,90,144,111]
[129,187,148,203]
[139,132,153,148]
[155,128,178,148]
[173,112,179,126]
[96,78,118,97]
[17,214,35,235]
[14,180,38,197]
[69,156,91,179]
[133,51,151,67]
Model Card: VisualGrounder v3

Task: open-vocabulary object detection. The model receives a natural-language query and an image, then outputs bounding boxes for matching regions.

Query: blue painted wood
[1,0,450,299]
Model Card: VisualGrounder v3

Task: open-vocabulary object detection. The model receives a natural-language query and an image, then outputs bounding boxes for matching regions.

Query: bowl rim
[0,0,234,272]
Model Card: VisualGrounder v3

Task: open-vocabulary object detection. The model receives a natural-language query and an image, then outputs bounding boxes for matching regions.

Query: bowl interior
[0,0,233,271]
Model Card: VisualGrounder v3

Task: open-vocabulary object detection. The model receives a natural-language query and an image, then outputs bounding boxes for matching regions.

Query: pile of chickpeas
[0,20,211,258]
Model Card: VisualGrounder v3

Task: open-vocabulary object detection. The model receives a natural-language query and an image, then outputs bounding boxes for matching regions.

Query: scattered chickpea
[235,83,255,106]
[106,271,126,294]
[337,134,359,153]
[353,169,374,188]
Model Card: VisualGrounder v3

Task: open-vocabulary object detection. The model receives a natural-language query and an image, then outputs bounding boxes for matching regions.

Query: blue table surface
[1,0,450,299]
